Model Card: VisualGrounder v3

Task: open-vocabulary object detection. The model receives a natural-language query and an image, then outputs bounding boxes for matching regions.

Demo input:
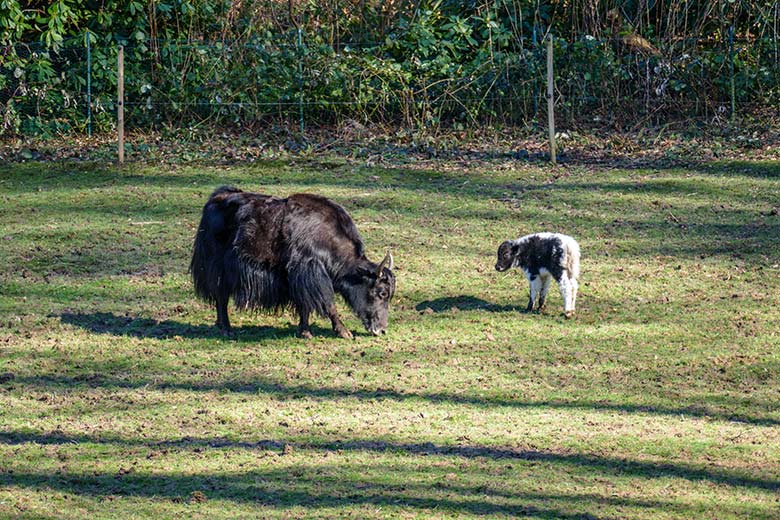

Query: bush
[1,0,778,136]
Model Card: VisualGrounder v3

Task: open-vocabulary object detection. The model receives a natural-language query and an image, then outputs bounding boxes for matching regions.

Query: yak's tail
[190,186,243,303]
[191,186,290,313]
[564,237,581,280]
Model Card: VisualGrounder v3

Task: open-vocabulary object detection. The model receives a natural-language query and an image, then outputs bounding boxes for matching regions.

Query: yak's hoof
[299,330,314,339]
[336,328,354,340]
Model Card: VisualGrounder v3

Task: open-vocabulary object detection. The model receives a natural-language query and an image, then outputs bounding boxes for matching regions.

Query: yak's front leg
[297,308,314,339]
[327,303,353,339]
[289,258,335,339]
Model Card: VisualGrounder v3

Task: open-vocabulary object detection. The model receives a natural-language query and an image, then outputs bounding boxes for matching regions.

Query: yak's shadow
[58,311,338,341]
[415,295,525,314]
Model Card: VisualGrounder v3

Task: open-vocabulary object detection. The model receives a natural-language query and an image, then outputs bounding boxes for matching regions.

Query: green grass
[0,158,779,519]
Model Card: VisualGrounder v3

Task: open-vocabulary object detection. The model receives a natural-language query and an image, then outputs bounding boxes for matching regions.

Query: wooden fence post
[297,27,304,134]
[86,30,92,137]
[546,34,556,165]
[729,25,736,121]
[118,45,125,164]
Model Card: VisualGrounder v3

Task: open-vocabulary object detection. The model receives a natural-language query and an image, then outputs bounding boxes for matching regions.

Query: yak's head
[349,252,396,336]
[495,240,518,272]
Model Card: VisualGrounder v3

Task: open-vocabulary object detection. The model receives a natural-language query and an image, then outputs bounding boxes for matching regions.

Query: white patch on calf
[498,232,581,317]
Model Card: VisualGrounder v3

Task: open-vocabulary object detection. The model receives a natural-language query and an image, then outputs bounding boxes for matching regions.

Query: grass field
[0,157,779,519]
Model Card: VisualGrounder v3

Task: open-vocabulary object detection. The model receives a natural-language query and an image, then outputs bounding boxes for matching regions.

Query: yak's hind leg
[216,249,239,336]
[216,292,232,335]
[191,203,238,336]
[289,257,337,338]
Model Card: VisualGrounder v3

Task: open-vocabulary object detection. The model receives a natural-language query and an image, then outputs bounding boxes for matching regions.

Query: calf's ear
[511,244,520,255]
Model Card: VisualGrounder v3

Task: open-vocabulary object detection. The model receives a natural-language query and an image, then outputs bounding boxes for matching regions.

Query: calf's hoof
[564,311,575,319]
[219,328,235,338]
[299,330,314,339]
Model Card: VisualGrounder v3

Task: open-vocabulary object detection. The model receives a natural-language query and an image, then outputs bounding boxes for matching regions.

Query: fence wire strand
[2,31,779,137]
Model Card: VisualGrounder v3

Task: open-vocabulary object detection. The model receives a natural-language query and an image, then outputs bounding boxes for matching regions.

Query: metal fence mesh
[2,30,778,137]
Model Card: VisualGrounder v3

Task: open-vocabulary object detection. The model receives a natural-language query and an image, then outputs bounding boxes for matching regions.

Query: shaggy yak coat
[191,186,395,338]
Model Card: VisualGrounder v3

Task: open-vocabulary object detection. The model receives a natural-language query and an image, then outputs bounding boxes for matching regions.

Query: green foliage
[1,0,779,135]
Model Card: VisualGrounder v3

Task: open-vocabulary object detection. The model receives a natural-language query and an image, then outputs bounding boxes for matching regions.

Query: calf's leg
[558,276,574,318]
[527,275,542,312]
[538,276,553,311]
[570,276,579,314]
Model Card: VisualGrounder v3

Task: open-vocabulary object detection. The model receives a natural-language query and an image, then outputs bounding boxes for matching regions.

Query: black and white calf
[494,233,581,318]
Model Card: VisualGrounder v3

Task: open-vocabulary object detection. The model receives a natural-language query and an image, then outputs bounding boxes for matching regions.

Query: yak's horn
[377,251,393,275]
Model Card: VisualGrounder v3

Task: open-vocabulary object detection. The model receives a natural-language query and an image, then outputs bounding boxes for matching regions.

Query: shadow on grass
[699,160,780,178]
[11,360,780,427]
[1,430,778,505]
[3,159,778,214]
[415,295,525,313]
[59,311,340,341]
[4,157,777,204]
[0,467,649,519]
[4,161,780,277]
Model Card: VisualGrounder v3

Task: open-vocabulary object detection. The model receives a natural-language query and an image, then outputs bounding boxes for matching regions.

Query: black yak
[190,186,396,338]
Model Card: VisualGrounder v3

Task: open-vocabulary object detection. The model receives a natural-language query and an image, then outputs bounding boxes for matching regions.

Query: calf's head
[495,241,518,272]
[348,252,396,335]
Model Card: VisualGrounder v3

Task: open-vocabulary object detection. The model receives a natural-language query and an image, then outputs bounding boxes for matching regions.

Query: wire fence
[1,29,779,138]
